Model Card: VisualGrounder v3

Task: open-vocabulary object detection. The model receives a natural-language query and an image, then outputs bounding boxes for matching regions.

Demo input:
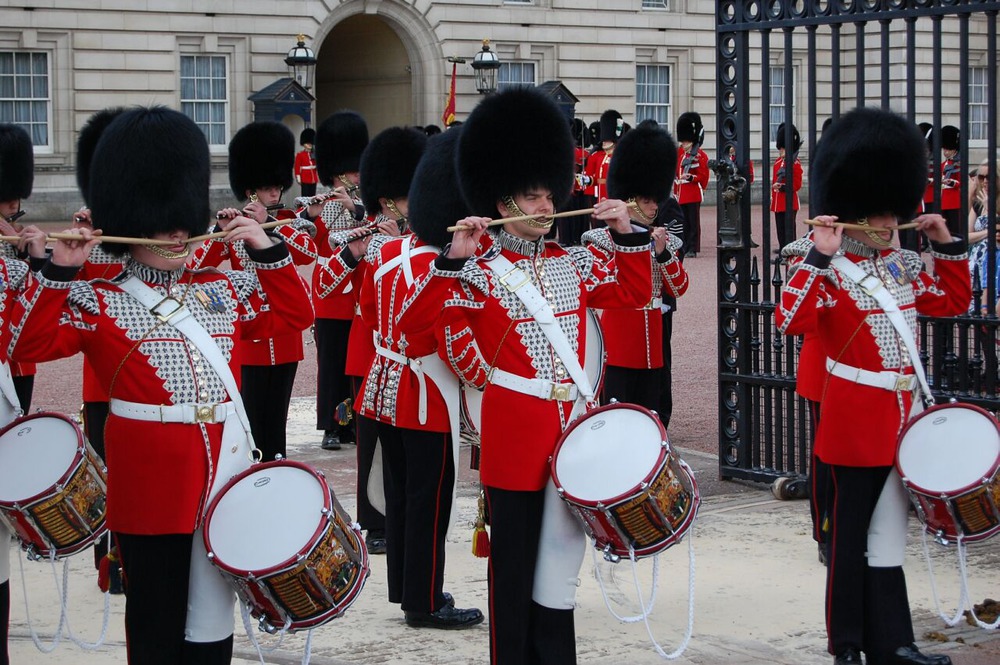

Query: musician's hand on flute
[594,199,632,235]
[50,227,102,268]
[241,200,268,224]
[810,215,843,256]
[377,218,402,238]
[217,214,277,250]
[651,226,669,255]
[912,213,953,244]
[72,207,92,227]
[346,233,371,261]
[18,225,48,259]
[445,217,490,259]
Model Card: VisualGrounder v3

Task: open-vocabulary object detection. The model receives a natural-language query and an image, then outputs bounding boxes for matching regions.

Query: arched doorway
[315,14,413,133]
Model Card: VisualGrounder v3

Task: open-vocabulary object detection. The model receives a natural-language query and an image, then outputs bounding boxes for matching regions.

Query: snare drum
[0,412,107,559]
[551,402,699,559]
[896,402,1000,544]
[461,308,606,445]
[204,460,370,633]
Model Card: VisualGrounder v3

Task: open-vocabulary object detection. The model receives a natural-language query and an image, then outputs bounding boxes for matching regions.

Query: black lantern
[471,39,501,95]
[285,34,317,90]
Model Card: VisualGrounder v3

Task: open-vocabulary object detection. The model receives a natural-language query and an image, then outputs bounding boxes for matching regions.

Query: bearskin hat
[76,108,126,207]
[300,128,315,146]
[676,112,703,143]
[457,87,575,218]
[811,107,926,222]
[0,124,34,202]
[88,106,209,255]
[359,126,427,215]
[408,128,469,249]
[424,124,442,136]
[599,109,624,143]
[588,121,601,150]
[315,111,369,187]
[607,122,678,203]
[941,125,960,151]
[571,117,587,149]
[228,122,295,201]
[917,122,933,144]
[775,122,802,153]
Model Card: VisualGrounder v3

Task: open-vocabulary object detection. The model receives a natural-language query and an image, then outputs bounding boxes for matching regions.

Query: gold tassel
[472,489,490,558]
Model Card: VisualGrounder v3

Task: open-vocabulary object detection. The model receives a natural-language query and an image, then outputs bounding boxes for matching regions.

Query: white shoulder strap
[119,276,257,446]
[484,254,595,402]
[0,361,20,424]
[831,255,933,403]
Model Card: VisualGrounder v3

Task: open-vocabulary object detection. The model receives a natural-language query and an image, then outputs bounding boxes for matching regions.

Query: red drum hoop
[551,402,699,560]
[896,402,1000,544]
[203,460,370,633]
[0,412,108,560]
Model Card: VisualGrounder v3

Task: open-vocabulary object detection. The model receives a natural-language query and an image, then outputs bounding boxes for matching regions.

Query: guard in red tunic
[775,107,967,665]
[300,111,369,450]
[674,111,709,257]
[395,88,653,665]
[585,120,689,413]
[582,109,623,208]
[0,122,50,665]
[294,128,318,199]
[189,121,318,462]
[772,122,804,250]
[9,107,313,665]
[939,124,962,235]
[344,126,427,556]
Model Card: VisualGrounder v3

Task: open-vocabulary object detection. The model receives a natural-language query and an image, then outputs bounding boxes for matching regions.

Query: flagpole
[444,56,465,127]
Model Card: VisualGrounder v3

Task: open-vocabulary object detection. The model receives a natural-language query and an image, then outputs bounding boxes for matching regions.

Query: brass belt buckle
[895,375,913,392]
[151,296,184,323]
[498,268,529,292]
[195,404,218,423]
[550,383,572,401]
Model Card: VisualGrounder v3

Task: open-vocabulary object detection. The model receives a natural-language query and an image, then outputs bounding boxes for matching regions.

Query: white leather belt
[374,344,429,424]
[825,358,916,392]
[110,398,236,424]
[488,367,579,402]
[644,296,663,310]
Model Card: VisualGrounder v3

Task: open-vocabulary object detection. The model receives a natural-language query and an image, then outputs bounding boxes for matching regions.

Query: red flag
[442,62,457,127]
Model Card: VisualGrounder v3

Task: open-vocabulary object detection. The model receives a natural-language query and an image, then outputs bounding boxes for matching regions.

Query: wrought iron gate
[715,1,1000,488]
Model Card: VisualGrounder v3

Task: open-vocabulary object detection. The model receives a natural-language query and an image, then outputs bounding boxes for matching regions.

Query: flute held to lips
[215,203,285,220]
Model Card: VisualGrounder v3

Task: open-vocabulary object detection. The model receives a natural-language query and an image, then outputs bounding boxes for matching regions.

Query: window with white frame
[498,62,536,91]
[0,51,50,147]
[768,65,796,143]
[636,64,672,126]
[180,54,228,146]
[642,0,669,8]
[969,65,989,142]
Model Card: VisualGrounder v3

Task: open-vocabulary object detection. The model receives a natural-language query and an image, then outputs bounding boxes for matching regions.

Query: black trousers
[377,424,453,613]
[775,209,798,249]
[658,310,674,429]
[807,400,832,546]
[602,365,661,414]
[680,202,702,254]
[484,487,575,665]
[83,401,113,569]
[300,182,317,198]
[115,533,233,665]
[314,318,353,435]
[241,362,298,462]
[826,465,914,660]
[1,580,8,665]
[12,375,32,414]
[351,377,385,536]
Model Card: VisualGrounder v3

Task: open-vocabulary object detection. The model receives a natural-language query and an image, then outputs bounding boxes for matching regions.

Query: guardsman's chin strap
[502,195,552,229]
[385,198,408,234]
[855,217,894,247]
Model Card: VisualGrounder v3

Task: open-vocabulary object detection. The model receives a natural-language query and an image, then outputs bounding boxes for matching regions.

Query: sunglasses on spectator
[976,173,990,181]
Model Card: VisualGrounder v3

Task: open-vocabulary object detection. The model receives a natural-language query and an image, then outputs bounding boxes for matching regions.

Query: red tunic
[589,229,689,369]
[9,248,313,534]
[770,156,802,213]
[674,147,709,205]
[78,245,127,401]
[188,209,317,365]
[775,235,969,467]
[311,201,364,320]
[584,149,613,201]
[294,148,318,186]
[396,228,653,491]
[940,158,962,211]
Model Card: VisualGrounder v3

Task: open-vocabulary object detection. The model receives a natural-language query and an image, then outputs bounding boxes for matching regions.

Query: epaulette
[67,280,100,315]
[3,258,28,289]
[223,269,258,300]
[367,233,397,258]
[565,245,597,280]
[580,227,613,253]
[461,256,491,295]
[780,236,815,259]
[666,232,683,253]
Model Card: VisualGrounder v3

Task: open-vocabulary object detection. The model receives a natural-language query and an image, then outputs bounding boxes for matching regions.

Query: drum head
[898,405,1000,493]
[584,308,604,391]
[554,405,665,502]
[0,415,80,503]
[206,464,329,573]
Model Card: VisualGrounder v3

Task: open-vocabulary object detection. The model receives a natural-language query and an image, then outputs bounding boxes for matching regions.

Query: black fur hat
[811,107,926,222]
[775,122,802,153]
[607,123,678,203]
[359,126,427,214]
[88,106,209,255]
[588,121,601,149]
[676,112,703,143]
[599,109,624,143]
[315,111,369,187]
[424,124,442,136]
[457,87,575,218]
[300,128,315,146]
[0,124,34,202]
[917,122,933,145]
[76,108,126,207]
[571,117,587,148]
[228,122,295,201]
[941,125,960,151]
[408,128,469,249]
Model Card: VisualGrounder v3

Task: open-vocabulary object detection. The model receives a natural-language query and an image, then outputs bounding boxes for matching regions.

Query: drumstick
[802,219,921,232]
[444,203,637,233]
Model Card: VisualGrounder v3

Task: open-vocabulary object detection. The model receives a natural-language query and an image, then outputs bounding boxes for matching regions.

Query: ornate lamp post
[285,34,317,90]
[470,39,501,95]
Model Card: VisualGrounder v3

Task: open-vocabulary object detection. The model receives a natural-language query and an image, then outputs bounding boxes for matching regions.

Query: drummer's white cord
[55,554,111,650]
[593,548,659,621]
[17,552,65,653]
[241,600,292,663]
[923,530,1000,630]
